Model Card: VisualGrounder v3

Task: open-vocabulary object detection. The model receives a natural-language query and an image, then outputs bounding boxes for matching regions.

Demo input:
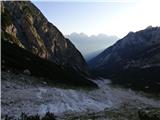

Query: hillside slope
[1,1,88,74]
[1,1,97,87]
[89,27,160,92]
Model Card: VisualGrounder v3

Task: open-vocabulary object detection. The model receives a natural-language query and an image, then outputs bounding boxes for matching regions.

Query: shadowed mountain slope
[89,27,160,93]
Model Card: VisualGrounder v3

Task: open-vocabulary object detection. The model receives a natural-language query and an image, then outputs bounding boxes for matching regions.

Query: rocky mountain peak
[1,1,88,74]
[89,27,160,70]
[88,27,160,92]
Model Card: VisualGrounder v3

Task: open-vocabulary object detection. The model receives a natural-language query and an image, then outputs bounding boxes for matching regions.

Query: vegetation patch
[4,112,56,120]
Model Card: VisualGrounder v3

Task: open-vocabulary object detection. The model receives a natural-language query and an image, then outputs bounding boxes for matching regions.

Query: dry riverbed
[1,71,160,120]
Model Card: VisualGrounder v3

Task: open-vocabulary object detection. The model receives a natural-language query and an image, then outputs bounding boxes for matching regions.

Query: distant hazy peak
[66,32,119,61]
[66,32,118,39]
[145,25,153,29]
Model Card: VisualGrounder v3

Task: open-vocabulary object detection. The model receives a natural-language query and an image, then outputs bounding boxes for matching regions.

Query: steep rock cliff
[1,1,97,87]
[1,1,88,74]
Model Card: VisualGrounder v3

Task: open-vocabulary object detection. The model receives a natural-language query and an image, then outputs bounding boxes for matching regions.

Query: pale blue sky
[32,0,160,38]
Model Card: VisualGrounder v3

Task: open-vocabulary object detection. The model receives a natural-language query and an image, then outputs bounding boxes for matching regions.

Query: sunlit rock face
[1,1,88,73]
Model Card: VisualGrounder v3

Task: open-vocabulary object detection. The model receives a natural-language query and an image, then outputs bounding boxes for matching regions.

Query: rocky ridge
[89,27,160,93]
[1,1,98,87]
[1,1,88,74]
[89,26,160,71]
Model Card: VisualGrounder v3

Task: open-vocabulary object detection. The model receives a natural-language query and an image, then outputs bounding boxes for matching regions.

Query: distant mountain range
[1,1,97,87]
[89,26,160,93]
[66,33,118,61]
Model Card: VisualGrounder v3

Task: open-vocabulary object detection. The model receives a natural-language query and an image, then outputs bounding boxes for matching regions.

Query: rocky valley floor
[1,71,160,120]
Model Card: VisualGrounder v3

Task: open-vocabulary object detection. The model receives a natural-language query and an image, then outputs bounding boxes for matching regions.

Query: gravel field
[1,71,160,120]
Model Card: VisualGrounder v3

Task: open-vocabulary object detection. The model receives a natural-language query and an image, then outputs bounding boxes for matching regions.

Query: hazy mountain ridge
[66,32,118,60]
[89,26,160,93]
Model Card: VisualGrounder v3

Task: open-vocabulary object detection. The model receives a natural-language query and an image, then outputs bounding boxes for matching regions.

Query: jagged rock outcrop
[1,1,97,87]
[1,1,88,74]
[89,27,160,92]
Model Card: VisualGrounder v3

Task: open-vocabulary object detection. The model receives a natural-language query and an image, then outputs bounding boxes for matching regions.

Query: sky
[32,0,160,38]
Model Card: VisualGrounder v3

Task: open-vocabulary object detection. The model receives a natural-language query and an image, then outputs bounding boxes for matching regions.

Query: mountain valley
[1,1,160,120]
